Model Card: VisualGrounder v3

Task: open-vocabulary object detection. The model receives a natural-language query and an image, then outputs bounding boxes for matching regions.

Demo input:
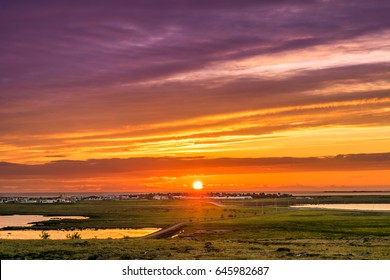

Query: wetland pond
[291,204,390,211]
[0,215,160,239]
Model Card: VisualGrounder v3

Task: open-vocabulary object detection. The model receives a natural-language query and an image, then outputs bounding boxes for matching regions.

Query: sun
[193,181,203,190]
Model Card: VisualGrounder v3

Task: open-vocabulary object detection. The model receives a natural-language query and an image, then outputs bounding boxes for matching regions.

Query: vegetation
[66,232,81,240]
[1,196,390,259]
[39,231,50,240]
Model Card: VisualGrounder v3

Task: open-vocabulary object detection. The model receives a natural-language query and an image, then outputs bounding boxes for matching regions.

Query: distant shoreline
[2,190,390,198]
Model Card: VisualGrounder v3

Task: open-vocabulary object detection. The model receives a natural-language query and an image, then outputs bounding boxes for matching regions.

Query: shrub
[39,230,50,240]
[66,232,82,239]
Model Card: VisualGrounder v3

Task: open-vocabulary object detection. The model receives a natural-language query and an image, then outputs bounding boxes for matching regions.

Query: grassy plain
[1,196,390,259]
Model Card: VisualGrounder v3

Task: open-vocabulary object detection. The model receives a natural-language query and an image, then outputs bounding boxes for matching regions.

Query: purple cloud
[1,0,390,93]
[1,0,390,171]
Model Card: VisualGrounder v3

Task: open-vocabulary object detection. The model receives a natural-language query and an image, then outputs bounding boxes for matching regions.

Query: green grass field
[1,196,390,259]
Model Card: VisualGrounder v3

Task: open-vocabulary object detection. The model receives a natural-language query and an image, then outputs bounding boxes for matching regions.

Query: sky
[1,0,389,193]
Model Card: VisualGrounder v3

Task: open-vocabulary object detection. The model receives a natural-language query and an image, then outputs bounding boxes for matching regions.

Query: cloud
[1,0,390,167]
[1,62,389,137]
[1,153,389,180]
[1,0,390,93]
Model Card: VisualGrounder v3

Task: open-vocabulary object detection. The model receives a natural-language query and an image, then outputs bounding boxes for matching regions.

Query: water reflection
[292,204,390,211]
[0,215,88,228]
[0,215,160,239]
[0,228,161,239]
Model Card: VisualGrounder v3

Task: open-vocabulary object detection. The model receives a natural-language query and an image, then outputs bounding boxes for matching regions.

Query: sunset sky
[1,0,389,193]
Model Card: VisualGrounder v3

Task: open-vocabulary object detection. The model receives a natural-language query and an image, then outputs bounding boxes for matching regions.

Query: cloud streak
[1,153,390,178]
[1,1,389,191]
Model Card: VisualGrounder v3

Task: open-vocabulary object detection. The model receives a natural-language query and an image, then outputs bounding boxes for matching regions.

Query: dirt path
[207,201,225,207]
[141,221,190,239]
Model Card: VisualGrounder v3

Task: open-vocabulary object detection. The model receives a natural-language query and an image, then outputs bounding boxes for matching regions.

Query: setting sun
[193,181,203,190]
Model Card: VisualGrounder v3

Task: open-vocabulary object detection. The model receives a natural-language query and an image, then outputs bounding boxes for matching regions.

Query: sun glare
[193,181,203,190]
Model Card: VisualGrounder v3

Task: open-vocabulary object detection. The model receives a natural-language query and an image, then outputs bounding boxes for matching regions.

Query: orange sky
[1,1,389,193]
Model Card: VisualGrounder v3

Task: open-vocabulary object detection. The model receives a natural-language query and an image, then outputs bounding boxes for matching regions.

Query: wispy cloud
[1,153,390,178]
[1,1,389,191]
